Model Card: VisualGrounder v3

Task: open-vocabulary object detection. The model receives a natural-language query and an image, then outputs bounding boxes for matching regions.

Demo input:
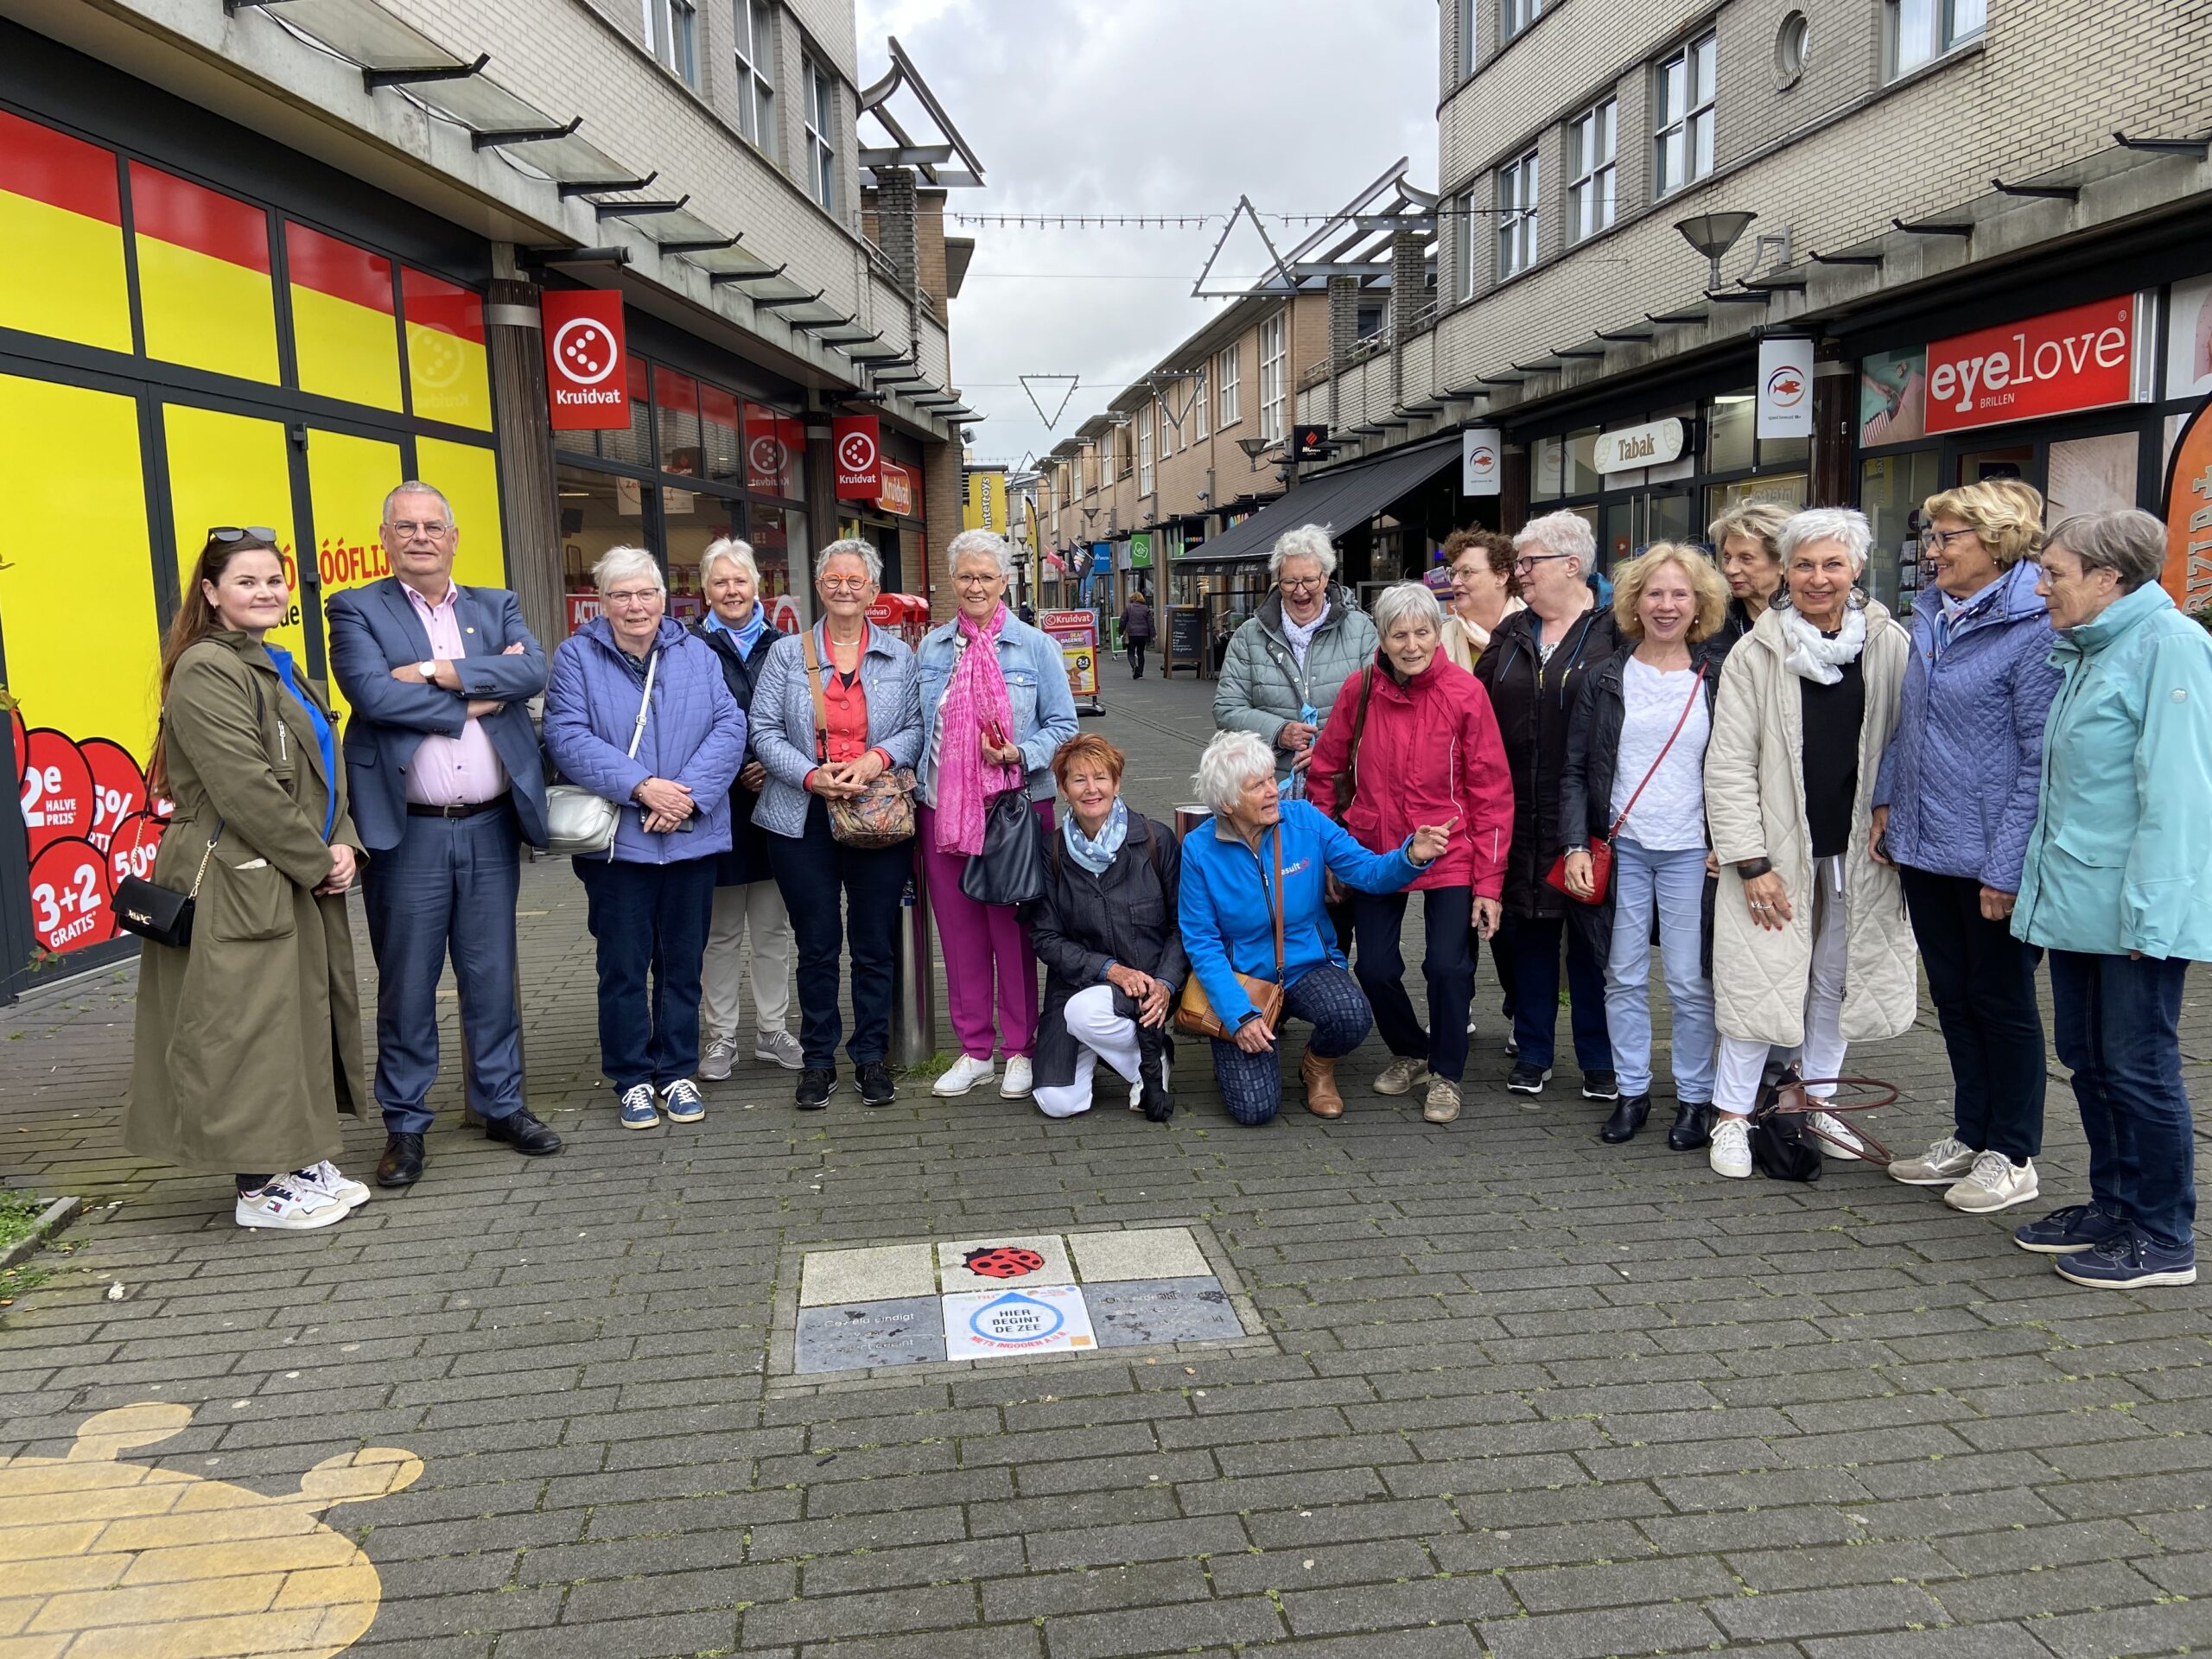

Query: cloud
[855,0,1435,467]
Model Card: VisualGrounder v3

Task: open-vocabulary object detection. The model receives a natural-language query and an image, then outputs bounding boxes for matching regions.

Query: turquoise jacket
[2013,582,2212,961]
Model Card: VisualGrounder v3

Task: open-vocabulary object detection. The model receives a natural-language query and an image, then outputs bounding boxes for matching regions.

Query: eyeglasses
[1919,527,1979,555]
[821,575,872,592]
[209,525,277,544]
[602,588,662,607]
[384,520,453,538]
[953,573,1001,587]
[1280,575,1325,592]
[1513,552,1573,574]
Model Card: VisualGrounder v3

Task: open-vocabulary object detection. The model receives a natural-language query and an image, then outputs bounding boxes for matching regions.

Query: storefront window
[744,400,805,499]
[1761,434,1811,468]
[2046,433,2138,522]
[1648,492,1694,547]
[1859,451,1938,615]
[747,503,803,626]
[556,464,637,630]
[702,382,741,484]
[557,356,653,467]
[1708,391,1756,474]
[654,367,702,480]
[1531,435,1565,501]
[1703,474,1807,530]
[1567,428,1603,495]
[659,485,738,622]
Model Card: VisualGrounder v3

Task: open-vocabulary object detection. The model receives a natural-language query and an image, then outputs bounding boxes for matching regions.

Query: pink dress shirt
[402,582,511,806]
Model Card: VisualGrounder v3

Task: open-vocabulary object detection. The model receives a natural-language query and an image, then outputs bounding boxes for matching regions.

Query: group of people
[121,478,2205,1291]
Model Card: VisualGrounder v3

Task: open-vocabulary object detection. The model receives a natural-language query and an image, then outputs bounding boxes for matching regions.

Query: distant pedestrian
[1120,587,1155,678]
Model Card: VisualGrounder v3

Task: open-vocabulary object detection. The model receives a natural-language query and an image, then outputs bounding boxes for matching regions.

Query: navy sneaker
[2055,1225,2197,1290]
[2012,1203,2125,1255]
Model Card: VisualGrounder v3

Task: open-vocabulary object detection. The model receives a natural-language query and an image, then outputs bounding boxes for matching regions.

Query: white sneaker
[1001,1056,1034,1098]
[235,1181,347,1230]
[699,1037,738,1081]
[1374,1057,1429,1096]
[1944,1151,2040,1214]
[933,1054,996,1097]
[290,1161,371,1210]
[1808,1109,1866,1160]
[1891,1135,1977,1186]
[1708,1117,1752,1179]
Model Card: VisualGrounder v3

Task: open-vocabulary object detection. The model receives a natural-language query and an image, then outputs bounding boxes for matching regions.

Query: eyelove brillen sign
[541,289,629,431]
[1923,296,2144,435]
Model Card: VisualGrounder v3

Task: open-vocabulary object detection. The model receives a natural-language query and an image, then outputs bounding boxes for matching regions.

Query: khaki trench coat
[124,632,366,1174]
[1703,601,1917,1050]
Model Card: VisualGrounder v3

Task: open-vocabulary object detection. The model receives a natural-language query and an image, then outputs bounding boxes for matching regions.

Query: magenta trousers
[917,798,1054,1059]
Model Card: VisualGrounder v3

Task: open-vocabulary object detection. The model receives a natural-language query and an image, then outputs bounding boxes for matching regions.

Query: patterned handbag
[801,629,916,849]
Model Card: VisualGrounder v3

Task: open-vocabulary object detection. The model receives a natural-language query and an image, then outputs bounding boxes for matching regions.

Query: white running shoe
[699,1037,739,1081]
[1890,1135,1977,1186]
[1809,1109,1867,1160]
[290,1161,371,1210]
[1944,1151,2040,1214]
[933,1054,996,1097]
[1001,1056,1034,1098]
[235,1181,348,1231]
[1708,1117,1752,1179]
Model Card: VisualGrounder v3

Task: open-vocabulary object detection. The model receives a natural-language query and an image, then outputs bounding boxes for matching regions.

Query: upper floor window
[1503,0,1541,43]
[1448,191,1476,303]
[804,59,836,210]
[1193,370,1208,441]
[733,0,777,149]
[643,0,700,86]
[1654,32,1717,197]
[1138,407,1154,493]
[1214,346,1242,429]
[1258,315,1287,442]
[1567,99,1618,243]
[1496,149,1539,281]
[1888,0,1986,76]
[1455,0,1478,77]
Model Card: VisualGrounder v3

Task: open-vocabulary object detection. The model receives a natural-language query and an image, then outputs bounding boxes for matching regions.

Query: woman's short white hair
[592,545,664,595]
[817,537,883,587]
[1514,511,1596,572]
[1778,507,1873,573]
[1268,524,1338,583]
[702,537,758,587]
[947,528,1014,576]
[1194,730,1275,817]
[1371,580,1442,639]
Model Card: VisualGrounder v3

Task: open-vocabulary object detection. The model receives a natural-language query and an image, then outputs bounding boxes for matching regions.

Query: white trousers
[1033,983,1145,1118]
[701,879,793,1042]
[1716,855,1850,1115]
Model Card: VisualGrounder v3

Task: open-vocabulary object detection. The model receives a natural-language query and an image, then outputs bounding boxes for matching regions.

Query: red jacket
[1306,653,1514,898]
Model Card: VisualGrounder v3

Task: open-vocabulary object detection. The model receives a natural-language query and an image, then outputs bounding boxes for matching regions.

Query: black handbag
[959,789,1047,906]
[113,824,224,950]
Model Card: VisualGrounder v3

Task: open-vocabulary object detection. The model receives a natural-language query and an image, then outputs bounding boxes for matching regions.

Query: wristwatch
[1735,857,1774,880]
[416,660,437,681]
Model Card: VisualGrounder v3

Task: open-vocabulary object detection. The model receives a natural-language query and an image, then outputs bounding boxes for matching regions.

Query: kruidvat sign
[1924,296,2146,434]
[833,415,882,499]
[541,289,629,431]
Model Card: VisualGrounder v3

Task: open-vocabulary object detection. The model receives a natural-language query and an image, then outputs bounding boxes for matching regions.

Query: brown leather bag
[1176,826,1286,1041]
[801,629,916,849]
[1756,1066,1900,1166]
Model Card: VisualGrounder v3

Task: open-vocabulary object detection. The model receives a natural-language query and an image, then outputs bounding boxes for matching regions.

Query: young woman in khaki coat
[124,530,371,1230]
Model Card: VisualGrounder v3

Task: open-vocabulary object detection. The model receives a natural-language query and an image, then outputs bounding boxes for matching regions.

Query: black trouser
[1899,864,2046,1161]
[1128,639,1147,676]
[768,796,912,1069]
[1352,887,1474,1082]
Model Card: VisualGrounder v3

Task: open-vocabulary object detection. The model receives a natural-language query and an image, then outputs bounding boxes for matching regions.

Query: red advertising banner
[2161,396,2212,614]
[542,289,630,431]
[876,460,914,517]
[833,415,881,499]
[1924,296,2141,435]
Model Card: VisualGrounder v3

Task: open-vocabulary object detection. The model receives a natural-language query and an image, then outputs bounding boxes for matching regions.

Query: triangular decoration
[1193,194,1291,297]
[1147,369,1207,433]
[1019,374,1080,429]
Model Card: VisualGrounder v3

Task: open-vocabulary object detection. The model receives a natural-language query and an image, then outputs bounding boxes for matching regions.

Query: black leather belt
[407,793,512,820]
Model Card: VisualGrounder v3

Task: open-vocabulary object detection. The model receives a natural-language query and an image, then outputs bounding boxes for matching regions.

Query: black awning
[1183,436,1459,563]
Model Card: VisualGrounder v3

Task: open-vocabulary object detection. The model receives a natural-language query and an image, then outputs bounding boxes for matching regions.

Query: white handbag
[545,648,658,857]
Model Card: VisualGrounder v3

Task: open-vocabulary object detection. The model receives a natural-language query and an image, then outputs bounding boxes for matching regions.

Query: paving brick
[741,1585,979,1647]
[1473,1603,1726,1659]
[1041,1596,1285,1659]
[1709,1584,1951,1642]
[1506,1554,1738,1613]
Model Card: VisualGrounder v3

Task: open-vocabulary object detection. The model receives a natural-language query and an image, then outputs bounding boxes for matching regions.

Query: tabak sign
[542,289,629,431]
[1923,296,2145,435]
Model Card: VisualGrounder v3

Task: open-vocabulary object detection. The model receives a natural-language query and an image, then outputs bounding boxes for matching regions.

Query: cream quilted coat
[1704,601,1917,1049]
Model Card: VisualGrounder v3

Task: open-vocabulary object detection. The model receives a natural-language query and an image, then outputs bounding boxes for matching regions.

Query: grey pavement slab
[799,1242,936,1306]
[1086,1275,1248,1345]
[1068,1225,1211,1281]
[795,1296,947,1372]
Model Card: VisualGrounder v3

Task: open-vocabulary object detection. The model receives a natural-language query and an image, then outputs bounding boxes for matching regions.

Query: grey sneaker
[1375,1056,1428,1096]
[1944,1151,2039,1214]
[699,1037,739,1081]
[1422,1077,1462,1124]
[1890,1134,1976,1186]
[754,1030,804,1070]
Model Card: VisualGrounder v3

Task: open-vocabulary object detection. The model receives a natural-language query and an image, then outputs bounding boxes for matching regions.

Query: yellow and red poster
[403,267,493,430]
[0,108,131,353]
[288,223,403,412]
[130,162,281,385]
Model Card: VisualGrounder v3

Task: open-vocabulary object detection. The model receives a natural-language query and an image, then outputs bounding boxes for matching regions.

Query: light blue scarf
[1062,797,1128,874]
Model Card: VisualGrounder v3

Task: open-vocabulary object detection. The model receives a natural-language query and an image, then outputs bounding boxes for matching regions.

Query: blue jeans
[1352,886,1473,1081]
[2048,950,2196,1253]
[1604,839,1715,1101]
[767,795,912,1068]
[361,804,524,1135]
[1900,865,2045,1161]
[1211,963,1372,1126]
[574,855,717,1091]
[1510,911,1612,1074]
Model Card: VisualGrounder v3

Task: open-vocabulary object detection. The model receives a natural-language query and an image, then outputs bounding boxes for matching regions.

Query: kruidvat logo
[551,317,623,408]
[837,429,879,475]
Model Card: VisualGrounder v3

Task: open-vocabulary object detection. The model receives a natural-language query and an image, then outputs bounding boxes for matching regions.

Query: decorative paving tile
[943,1284,1096,1360]
[1085,1276,1247,1347]
[795,1297,946,1372]
[1067,1226,1211,1282]
[936,1233,1072,1290]
[798,1242,937,1307]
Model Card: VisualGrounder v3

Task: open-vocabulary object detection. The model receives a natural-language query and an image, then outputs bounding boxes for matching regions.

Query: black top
[1798,657,1866,860]
[1026,814,1188,1090]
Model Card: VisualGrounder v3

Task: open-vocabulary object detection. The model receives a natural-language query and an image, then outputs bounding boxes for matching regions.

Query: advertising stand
[1041,609,1104,717]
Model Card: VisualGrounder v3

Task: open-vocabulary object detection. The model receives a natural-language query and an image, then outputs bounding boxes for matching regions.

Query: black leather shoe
[796,1068,836,1110]
[1137,1027,1174,1122]
[1668,1101,1713,1151]
[856,1061,896,1107]
[376,1133,424,1187]
[485,1108,563,1155]
[1599,1092,1650,1144]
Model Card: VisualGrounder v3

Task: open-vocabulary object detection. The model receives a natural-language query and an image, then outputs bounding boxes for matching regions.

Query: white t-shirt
[1609,655,1710,851]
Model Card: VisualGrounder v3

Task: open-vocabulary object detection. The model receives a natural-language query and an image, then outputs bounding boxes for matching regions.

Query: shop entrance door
[1940,415,2148,523]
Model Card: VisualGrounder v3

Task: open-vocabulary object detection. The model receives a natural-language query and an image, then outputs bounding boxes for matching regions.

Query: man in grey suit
[326,481,563,1188]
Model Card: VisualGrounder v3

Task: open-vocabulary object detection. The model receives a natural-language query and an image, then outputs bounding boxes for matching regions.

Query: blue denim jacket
[747,621,924,839]
[913,613,1080,805]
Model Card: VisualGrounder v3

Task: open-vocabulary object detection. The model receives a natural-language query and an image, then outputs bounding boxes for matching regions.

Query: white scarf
[1778,604,1868,685]
[1280,601,1330,668]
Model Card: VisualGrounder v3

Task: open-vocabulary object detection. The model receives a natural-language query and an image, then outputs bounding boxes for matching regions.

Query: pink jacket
[1306,655,1514,898]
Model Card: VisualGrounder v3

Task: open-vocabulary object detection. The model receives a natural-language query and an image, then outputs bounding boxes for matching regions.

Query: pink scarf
[934,603,1023,855]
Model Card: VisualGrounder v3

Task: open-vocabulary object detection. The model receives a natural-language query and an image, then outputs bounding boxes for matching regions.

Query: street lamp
[1675,210,1758,290]
[1236,435,1282,473]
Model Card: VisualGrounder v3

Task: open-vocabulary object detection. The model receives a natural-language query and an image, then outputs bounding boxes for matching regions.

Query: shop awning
[1182,435,1459,563]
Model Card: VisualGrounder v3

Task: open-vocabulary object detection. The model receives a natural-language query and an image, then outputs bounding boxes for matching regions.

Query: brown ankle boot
[1301,1046,1344,1118]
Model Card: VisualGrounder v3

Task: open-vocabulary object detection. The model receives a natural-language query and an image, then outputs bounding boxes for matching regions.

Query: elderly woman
[1709,501,1789,656]
[1180,730,1450,1126]
[1559,544,1730,1148]
[125,529,368,1230]
[1474,511,1624,1100]
[2008,510,2209,1289]
[544,547,747,1131]
[914,528,1080,1101]
[1215,524,1379,787]
[1702,508,1915,1179]
[690,537,800,1079]
[1308,582,1513,1124]
[1028,734,1185,1121]
[749,540,924,1110]
[1872,481,2058,1213]
[1438,527,1524,672]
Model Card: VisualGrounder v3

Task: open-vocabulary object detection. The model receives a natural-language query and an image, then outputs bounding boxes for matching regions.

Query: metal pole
[892,848,936,1066]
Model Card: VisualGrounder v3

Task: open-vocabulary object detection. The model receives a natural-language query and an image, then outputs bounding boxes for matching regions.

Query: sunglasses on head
[208,526,278,544]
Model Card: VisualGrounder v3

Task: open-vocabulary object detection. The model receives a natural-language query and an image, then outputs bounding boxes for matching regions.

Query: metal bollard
[892,855,937,1066]
[1173,804,1211,843]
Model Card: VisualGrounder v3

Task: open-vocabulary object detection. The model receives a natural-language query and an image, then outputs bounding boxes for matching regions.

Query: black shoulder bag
[115,679,266,950]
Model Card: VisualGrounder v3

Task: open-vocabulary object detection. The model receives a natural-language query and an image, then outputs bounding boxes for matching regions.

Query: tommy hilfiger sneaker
[235,1181,347,1231]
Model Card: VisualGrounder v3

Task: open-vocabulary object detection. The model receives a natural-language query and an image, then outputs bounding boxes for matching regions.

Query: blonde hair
[1707,500,1790,559]
[1611,543,1729,644]
[1922,478,2046,568]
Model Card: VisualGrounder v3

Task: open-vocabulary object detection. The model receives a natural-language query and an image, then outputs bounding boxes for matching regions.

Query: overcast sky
[852,0,1437,468]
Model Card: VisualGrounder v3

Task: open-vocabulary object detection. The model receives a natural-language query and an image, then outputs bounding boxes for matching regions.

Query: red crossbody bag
[1546,661,1707,906]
